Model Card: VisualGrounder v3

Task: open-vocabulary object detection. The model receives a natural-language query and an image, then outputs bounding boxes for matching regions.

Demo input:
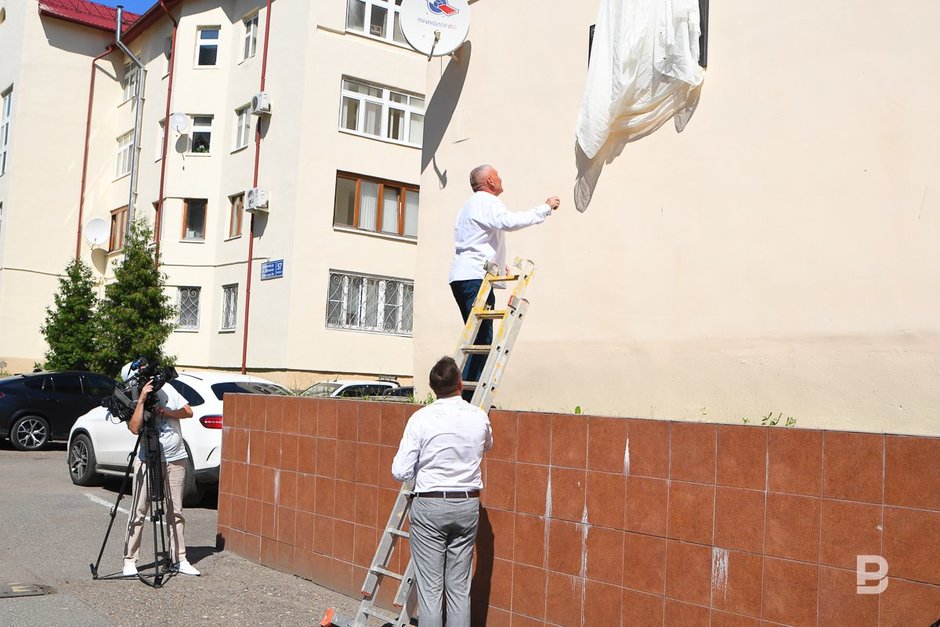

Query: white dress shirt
[391,396,494,492]
[448,191,552,282]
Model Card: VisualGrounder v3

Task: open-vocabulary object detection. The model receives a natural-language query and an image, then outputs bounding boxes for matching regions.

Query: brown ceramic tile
[297,399,317,437]
[317,399,338,438]
[375,445,397,490]
[334,479,357,522]
[295,510,314,551]
[883,506,940,584]
[880,577,940,627]
[262,466,276,503]
[764,493,820,563]
[282,397,299,434]
[515,463,549,516]
[817,566,879,627]
[232,461,248,497]
[333,519,355,562]
[336,401,359,441]
[664,599,709,626]
[510,613,543,627]
[276,507,296,544]
[551,468,587,522]
[482,459,516,511]
[356,443,380,486]
[710,610,759,627]
[281,435,299,472]
[228,396,243,429]
[551,414,588,469]
[248,430,265,469]
[885,435,940,511]
[296,436,317,475]
[487,507,516,561]
[717,425,767,490]
[488,410,518,461]
[278,470,298,509]
[711,549,762,618]
[261,503,276,539]
[767,428,822,496]
[265,397,282,433]
[665,540,711,605]
[546,571,583,626]
[625,476,668,537]
[248,395,266,431]
[330,558,354,595]
[314,477,335,517]
[586,470,626,529]
[483,557,514,610]
[586,527,624,585]
[819,498,882,570]
[379,403,407,447]
[588,416,630,473]
[628,418,670,478]
[357,402,381,443]
[623,532,667,595]
[670,422,717,484]
[761,557,818,627]
[354,483,378,528]
[583,580,622,626]
[547,519,582,576]
[511,564,546,619]
[822,431,884,504]
[261,536,277,568]
[482,607,511,627]
[243,532,261,563]
[246,497,263,536]
[622,588,664,627]
[353,524,378,567]
[232,427,249,463]
[263,432,282,469]
[514,514,547,567]
[317,438,337,478]
[516,412,551,464]
[667,481,715,545]
[714,487,765,554]
[335,440,358,482]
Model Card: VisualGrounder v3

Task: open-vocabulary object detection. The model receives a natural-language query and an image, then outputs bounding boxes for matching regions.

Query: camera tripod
[90,409,174,588]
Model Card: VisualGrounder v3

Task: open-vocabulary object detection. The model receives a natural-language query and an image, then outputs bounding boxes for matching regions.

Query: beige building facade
[413,0,940,435]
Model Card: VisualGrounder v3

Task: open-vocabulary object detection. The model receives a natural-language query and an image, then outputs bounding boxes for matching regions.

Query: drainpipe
[154,0,179,266]
[114,6,146,236]
[240,0,273,374]
[76,45,114,261]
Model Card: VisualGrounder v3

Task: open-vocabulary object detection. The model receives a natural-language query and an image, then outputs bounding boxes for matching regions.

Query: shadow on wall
[469,506,494,627]
[422,42,473,190]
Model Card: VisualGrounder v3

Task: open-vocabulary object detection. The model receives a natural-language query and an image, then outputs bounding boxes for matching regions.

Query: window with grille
[339,77,424,147]
[221,284,238,331]
[196,27,220,66]
[109,206,128,252]
[326,271,413,336]
[346,0,407,45]
[243,14,259,60]
[121,64,139,103]
[333,172,418,238]
[177,286,201,330]
[228,193,244,238]
[116,131,133,178]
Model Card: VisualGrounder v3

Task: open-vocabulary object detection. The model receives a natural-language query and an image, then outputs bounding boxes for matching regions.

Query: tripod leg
[90,433,143,579]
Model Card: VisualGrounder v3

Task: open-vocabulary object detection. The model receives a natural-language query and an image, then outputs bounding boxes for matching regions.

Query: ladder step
[474,310,507,320]
[370,566,403,581]
[363,607,400,623]
[459,344,491,354]
[388,528,409,538]
[484,273,519,283]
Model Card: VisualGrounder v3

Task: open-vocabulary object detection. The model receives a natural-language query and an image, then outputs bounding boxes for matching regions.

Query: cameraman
[120,363,200,577]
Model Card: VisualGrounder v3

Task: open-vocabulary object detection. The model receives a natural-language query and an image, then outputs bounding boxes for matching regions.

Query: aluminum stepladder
[322,258,537,627]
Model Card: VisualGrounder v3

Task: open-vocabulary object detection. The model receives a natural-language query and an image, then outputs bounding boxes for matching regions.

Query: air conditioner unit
[245,187,270,213]
[250,91,272,116]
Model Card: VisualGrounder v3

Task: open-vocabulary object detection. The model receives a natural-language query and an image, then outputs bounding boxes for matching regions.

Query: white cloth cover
[576,0,705,161]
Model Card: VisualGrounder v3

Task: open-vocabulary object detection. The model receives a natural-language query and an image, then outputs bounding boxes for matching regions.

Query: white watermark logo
[856,555,888,595]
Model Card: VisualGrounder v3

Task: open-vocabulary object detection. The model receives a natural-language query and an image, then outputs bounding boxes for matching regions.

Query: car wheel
[10,415,50,451]
[69,434,102,486]
[182,451,206,507]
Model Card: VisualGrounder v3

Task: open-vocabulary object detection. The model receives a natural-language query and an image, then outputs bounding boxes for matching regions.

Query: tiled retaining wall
[217,395,940,626]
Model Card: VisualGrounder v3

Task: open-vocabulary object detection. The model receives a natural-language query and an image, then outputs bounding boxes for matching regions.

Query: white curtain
[359,181,378,231]
[382,187,400,233]
[403,191,419,237]
[364,101,382,136]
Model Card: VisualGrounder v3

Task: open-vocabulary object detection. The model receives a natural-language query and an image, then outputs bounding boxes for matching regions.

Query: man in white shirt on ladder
[391,356,494,627]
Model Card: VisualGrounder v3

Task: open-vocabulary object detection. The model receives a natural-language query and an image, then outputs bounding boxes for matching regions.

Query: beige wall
[414,0,940,435]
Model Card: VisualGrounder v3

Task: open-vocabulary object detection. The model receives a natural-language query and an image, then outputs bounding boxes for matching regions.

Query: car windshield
[210,382,293,401]
[301,382,341,398]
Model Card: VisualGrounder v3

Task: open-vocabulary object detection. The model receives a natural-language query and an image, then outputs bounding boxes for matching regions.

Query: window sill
[326,324,413,338]
[231,145,249,154]
[192,65,219,70]
[224,234,243,242]
[338,127,421,150]
[179,238,206,243]
[218,328,236,334]
[345,29,418,54]
[333,226,417,244]
[186,152,212,157]
[174,328,199,333]
[238,56,256,66]
[113,173,131,182]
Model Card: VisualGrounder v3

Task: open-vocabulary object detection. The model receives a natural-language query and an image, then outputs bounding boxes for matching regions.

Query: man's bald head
[469,165,503,195]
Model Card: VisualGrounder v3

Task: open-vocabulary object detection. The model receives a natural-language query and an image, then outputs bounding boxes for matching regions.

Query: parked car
[0,371,116,451]
[67,371,291,504]
[300,380,399,399]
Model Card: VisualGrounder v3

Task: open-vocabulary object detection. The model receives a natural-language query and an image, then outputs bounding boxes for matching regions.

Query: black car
[0,371,116,451]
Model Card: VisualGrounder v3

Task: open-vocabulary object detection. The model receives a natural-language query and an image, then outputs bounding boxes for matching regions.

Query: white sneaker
[122,560,138,577]
[175,559,201,576]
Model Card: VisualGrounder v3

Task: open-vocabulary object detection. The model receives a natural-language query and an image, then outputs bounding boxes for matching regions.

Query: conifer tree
[92,219,176,377]
[41,259,99,371]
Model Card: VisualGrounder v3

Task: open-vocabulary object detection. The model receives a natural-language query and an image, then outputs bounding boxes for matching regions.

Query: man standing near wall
[391,356,494,627]
[449,165,560,399]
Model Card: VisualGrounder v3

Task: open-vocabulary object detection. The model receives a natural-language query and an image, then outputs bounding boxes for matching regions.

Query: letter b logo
[856,555,888,595]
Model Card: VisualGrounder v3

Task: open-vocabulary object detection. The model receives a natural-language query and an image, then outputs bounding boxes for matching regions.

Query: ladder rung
[462,381,478,389]
[474,310,507,320]
[363,607,400,623]
[370,566,403,581]
[388,528,409,538]
[485,273,519,282]
[459,345,491,354]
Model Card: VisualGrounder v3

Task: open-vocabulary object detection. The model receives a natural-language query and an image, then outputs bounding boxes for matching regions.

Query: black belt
[414,490,480,499]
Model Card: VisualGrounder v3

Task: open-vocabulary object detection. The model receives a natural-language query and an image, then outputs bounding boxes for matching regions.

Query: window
[234,106,251,150]
[1,88,13,176]
[243,14,259,60]
[326,271,414,335]
[346,0,407,45]
[177,286,200,329]
[156,120,165,160]
[169,379,205,406]
[121,64,139,102]
[115,131,133,178]
[182,198,207,240]
[190,115,212,153]
[196,27,220,66]
[221,284,238,331]
[163,36,173,75]
[228,192,244,238]
[334,172,418,238]
[109,206,128,252]
[340,78,424,146]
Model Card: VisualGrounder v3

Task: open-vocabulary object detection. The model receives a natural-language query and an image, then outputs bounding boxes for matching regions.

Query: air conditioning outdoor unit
[250,91,272,115]
[245,187,269,213]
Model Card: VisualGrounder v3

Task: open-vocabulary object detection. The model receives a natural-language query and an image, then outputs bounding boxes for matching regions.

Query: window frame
[228,192,244,239]
[345,0,408,47]
[338,77,425,147]
[325,270,414,336]
[176,286,201,330]
[182,198,207,241]
[156,120,165,161]
[121,63,139,103]
[109,206,128,252]
[234,106,251,151]
[333,171,418,239]
[221,284,238,331]
[189,114,213,154]
[115,131,134,179]
[195,26,221,67]
[0,87,10,176]
[243,13,259,61]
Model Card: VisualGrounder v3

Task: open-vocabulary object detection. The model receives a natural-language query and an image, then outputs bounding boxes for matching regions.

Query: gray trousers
[124,458,187,563]
[408,497,480,627]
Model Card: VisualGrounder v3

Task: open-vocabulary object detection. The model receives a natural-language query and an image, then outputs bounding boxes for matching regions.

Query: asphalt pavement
[0,441,360,626]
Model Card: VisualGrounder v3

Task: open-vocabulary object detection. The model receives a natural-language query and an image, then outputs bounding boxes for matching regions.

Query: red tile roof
[38,0,140,33]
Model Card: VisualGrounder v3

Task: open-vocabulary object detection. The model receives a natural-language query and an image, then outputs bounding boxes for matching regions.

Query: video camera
[102,357,178,422]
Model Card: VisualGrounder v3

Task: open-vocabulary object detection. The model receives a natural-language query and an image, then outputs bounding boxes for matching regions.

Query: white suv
[67,371,291,504]
[299,380,398,399]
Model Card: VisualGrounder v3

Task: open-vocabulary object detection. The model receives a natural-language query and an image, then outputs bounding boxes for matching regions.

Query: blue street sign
[260,259,284,280]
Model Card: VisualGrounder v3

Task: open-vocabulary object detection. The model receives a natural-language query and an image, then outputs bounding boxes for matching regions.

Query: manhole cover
[0,583,53,598]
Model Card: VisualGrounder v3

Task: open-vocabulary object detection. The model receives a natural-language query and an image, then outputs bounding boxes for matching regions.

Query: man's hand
[546,196,561,210]
[139,380,154,403]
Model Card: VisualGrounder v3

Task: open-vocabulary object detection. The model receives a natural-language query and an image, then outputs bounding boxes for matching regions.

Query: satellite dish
[84,218,109,247]
[400,0,470,57]
[169,112,189,133]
